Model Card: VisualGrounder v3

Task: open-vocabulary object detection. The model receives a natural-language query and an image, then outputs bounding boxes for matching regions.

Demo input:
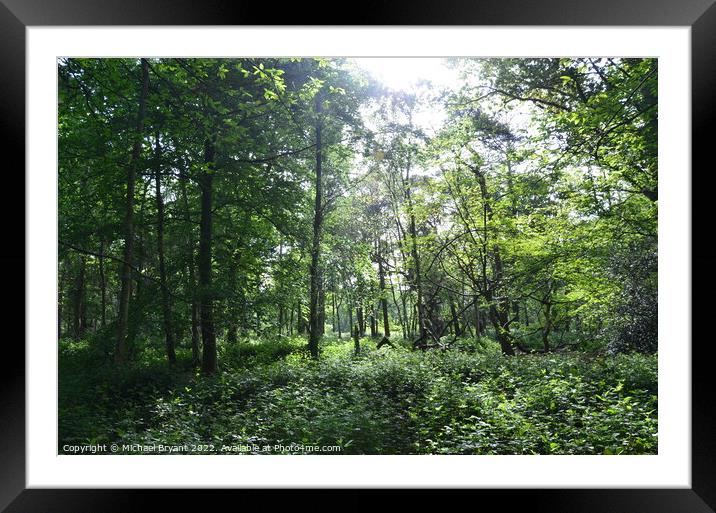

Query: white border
[27,27,691,488]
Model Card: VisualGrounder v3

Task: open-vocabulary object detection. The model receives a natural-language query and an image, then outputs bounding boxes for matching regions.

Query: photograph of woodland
[58,57,657,455]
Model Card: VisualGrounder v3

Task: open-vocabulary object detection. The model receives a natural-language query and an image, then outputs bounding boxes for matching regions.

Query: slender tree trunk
[336,297,342,339]
[347,298,354,336]
[126,180,151,355]
[180,175,201,366]
[153,134,176,365]
[277,243,284,336]
[473,300,481,339]
[240,290,248,335]
[331,290,336,333]
[116,58,149,364]
[308,93,324,359]
[98,239,106,328]
[72,256,86,340]
[58,288,63,340]
[357,305,365,336]
[278,304,284,336]
[405,167,426,345]
[378,250,390,339]
[289,306,294,336]
[255,283,262,334]
[80,260,87,337]
[190,302,200,363]
[369,308,377,337]
[474,165,514,355]
[199,137,217,374]
[408,212,425,343]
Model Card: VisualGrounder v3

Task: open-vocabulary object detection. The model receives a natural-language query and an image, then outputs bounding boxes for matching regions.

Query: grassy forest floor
[59,335,657,455]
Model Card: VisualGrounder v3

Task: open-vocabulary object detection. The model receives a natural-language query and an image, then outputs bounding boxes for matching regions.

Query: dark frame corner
[3,0,715,511]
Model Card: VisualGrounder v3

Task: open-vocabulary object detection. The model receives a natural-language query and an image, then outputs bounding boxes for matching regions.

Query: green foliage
[60,336,657,455]
[58,57,659,456]
[219,336,302,368]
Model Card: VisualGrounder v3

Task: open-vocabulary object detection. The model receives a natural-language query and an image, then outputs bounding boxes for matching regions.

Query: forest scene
[58,57,658,455]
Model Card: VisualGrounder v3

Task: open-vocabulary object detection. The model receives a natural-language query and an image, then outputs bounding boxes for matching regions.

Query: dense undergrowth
[59,335,657,455]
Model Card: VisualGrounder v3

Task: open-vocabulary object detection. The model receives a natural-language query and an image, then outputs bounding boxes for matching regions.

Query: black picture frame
[2,1,714,510]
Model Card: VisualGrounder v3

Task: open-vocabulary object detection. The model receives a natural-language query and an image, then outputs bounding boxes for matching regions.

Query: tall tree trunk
[199,137,217,374]
[126,180,150,356]
[348,301,354,339]
[407,191,426,344]
[72,255,86,340]
[332,291,342,338]
[278,303,284,336]
[473,300,481,339]
[353,324,360,355]
[190,303,200,362]
[58,288,63,340]
[331,290,336,333]
[277,242,284,336]
[402,147,426,346]
[369,308,377,337]
[116,58,149,364]
[357,305,365,337]
[336,297,342,339]
[240,290,248,336]
[98,239,107,328]
[289,306,294,336]
[153,134,176,365]
[473,165,514,356]
[308,93,324,359]
[180,174,201,366]
[378,249,390,339]
[541,282,554,353]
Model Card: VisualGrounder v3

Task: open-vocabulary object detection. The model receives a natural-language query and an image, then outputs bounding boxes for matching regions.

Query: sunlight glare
[352,57,458,92]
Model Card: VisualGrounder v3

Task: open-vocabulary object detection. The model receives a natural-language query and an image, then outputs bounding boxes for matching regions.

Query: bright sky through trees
[352,57,460,92]
[352,58,460,135]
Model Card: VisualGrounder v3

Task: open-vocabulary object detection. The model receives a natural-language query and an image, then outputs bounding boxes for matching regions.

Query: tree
[116,58,149,364]
[57,56,658,376]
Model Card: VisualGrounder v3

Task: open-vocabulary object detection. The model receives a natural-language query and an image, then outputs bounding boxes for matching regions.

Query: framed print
[3,0,715,511]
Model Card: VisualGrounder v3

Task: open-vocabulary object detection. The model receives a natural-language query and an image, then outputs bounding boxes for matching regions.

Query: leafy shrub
[59,336,657,455]
[220,336,301,369]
